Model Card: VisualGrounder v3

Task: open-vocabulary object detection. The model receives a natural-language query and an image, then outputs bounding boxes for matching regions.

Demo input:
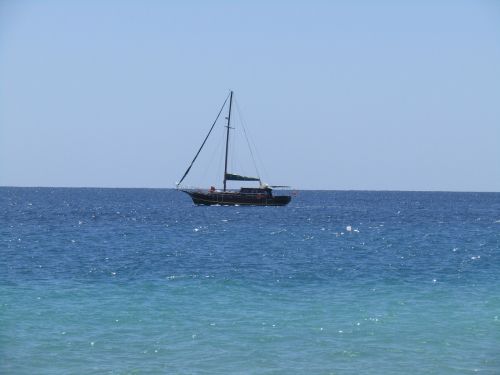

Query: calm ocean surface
[1,187,499,374]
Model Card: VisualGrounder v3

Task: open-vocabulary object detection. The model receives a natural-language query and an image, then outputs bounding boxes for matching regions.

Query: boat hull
[183,191,291,206]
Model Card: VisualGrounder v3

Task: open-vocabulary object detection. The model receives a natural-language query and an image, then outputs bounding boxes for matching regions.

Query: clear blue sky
[1,0,499,191]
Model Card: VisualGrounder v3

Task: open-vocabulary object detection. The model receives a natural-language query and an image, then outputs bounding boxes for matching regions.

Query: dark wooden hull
[182,191,291,206]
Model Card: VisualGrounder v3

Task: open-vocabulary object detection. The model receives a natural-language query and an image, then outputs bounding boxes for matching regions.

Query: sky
[1,0,499,191]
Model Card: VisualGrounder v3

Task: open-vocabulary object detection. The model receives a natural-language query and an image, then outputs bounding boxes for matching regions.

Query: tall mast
[223,90,233,192]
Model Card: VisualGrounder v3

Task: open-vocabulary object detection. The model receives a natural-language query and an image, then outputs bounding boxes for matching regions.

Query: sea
[1,187,499,374]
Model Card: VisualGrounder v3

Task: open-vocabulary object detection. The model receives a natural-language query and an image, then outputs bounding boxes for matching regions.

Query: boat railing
[177,184,296,196]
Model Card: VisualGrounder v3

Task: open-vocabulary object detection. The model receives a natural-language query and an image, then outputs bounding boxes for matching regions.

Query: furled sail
[225,173,260,182]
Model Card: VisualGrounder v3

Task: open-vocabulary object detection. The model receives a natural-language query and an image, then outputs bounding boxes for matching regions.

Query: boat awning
[225,173,260,182]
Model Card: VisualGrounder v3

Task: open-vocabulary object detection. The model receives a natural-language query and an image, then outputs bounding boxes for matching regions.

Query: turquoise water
[1,188,499,373]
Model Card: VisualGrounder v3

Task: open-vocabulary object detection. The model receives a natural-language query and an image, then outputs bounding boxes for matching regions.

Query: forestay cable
[177,93,230,187]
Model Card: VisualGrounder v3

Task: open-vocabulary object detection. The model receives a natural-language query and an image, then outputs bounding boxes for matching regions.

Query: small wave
[271,229,287,235]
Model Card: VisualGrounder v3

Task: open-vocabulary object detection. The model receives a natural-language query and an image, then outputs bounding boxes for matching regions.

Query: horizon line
[1,185,498,194]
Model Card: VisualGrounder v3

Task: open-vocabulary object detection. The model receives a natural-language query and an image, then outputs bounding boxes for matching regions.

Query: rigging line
[200,124,225,186]
[252,136,270,184]
[177,92,230,187]
[240,102,271,183]
[231,116,243,175]
[234,99,262,181]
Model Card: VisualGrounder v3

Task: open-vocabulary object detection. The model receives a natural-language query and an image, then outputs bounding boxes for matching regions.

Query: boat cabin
[240,187,272,196]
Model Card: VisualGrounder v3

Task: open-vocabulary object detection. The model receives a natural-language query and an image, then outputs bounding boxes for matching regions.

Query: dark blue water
[1,187,499,373]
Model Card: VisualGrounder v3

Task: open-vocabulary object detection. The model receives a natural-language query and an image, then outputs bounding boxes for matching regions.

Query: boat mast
[223,90,233,192]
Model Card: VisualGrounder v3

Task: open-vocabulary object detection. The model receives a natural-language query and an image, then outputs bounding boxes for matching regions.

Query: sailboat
[177,91,292,206]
